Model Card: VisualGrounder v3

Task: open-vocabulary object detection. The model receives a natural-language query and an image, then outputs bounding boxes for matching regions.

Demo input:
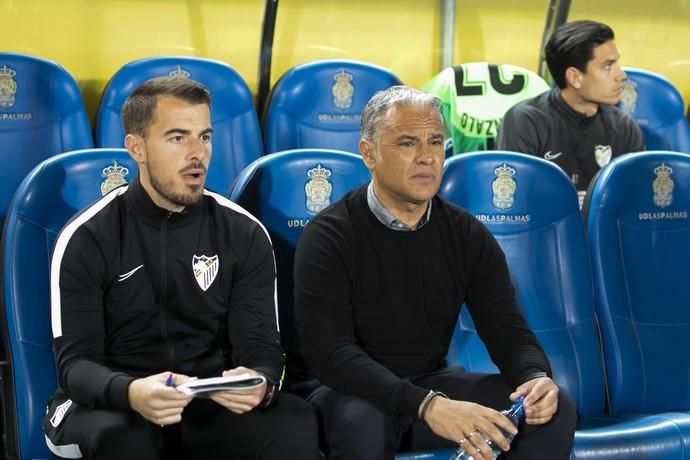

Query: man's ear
[565,66,582,89]
[125,134,145,164]
[359,139,376,171]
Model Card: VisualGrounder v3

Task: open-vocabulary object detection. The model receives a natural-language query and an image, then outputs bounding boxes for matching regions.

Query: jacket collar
[124,174,203,226]
[550,87,598,127]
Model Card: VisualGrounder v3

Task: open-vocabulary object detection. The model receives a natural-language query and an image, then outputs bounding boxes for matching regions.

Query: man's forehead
[380,105,444,133]
[152,97,210,120]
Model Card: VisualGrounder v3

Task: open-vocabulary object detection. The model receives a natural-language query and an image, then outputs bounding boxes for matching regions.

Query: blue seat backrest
[263,60,403,154]
[1,148,137,459]
[618,68,690,153]
[95,56,263,193]
[228,149,371,382]
[585,151,690,414]
[439,151,605,417]
[0,53,93,226]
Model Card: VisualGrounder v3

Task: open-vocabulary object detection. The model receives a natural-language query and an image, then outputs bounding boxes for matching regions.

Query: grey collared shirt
[367,182,432,231]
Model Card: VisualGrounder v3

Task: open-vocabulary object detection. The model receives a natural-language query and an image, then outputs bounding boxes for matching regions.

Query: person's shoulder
[202,189,271,240]
[600,104,641,129]
[434,196,481,230]
[504,89,552,119]
[53,185,128,261]
[59,185,127,239]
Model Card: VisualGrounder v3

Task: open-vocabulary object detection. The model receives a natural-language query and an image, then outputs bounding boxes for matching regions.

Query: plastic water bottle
[450,396,525,459]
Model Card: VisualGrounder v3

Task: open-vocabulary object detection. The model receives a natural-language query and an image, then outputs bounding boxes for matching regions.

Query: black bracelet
[259,382,278,409]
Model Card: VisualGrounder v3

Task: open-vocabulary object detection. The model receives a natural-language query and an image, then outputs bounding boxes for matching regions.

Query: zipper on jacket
[160,211,175,370]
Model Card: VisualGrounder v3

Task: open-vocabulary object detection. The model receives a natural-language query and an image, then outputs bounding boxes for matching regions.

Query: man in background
[498,20,643,202]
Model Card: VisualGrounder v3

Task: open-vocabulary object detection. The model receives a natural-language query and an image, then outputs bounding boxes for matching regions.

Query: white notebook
[176,373,266,395]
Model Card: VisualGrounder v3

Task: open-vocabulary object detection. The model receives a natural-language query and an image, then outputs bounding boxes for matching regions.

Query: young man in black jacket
[294,86,577,459]
[43,76,318,459]
[498,20,643,204]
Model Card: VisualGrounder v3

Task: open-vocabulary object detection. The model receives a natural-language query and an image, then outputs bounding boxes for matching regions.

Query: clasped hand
[423,377,559,460]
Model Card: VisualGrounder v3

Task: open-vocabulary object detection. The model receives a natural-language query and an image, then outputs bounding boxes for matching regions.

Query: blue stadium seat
[263,60,402,154]
[585,151,690,452]
[0,53,93,227]
[228,149,371,386]
[439,151,604,417]
[95,56,262,193]
[397,151,690,459]
[618,68,690,153]
[0,149,137,460]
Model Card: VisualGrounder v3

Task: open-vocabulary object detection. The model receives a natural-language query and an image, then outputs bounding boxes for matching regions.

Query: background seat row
[1,52,689,229]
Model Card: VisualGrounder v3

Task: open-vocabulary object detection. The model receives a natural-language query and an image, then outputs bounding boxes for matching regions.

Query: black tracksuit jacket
[50,176,282,410]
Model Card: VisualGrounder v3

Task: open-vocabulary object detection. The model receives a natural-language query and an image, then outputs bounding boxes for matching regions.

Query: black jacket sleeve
[52,226,135,410]
[227,221,284,385]
[293,215,428,417]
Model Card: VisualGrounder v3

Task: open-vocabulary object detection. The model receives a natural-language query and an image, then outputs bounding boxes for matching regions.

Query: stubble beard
[149,172,203,208]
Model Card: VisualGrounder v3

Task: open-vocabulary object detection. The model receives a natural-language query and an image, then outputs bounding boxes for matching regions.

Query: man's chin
[607,95,623,106]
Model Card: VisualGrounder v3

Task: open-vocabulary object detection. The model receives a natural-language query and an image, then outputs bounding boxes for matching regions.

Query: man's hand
[208,366,268,414]
[424,396,518,460]
[510,376,559,425]
[128,372,194,426]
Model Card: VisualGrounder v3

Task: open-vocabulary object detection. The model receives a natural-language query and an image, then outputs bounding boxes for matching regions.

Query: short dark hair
[121,76,211,137]
[545,20,615,89]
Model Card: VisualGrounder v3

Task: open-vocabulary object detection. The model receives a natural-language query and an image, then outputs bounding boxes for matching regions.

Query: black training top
[50,176,282,410]
[293,185,550,417]
[497,87,644,190]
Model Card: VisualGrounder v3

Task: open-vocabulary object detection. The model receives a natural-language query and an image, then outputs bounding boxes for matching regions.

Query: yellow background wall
[2,0,688,121]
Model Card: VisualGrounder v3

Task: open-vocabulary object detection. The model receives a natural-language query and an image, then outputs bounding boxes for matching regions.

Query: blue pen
[165,372,174,387]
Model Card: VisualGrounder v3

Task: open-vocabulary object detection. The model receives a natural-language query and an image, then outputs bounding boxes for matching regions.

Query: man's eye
[399,140,415,147]
[430,139,444,146]
[201,134,212,143]
[171,135,185,142]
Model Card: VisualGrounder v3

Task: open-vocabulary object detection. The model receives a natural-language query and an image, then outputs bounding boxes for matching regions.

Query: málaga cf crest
[192,255,219,292]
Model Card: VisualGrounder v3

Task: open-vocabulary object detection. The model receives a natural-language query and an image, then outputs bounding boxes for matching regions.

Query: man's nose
[416,144,435,164]
[618,66,627,81]
[187,138,210,160]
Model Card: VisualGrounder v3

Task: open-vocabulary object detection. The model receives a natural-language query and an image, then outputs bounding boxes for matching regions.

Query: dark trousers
[307,366,576,460]
[43,393,319,460]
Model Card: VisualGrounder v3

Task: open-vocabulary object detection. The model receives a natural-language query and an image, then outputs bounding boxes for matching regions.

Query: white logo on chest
[543,151,563,160]
[192,255,219,292]
[594,145,612,167]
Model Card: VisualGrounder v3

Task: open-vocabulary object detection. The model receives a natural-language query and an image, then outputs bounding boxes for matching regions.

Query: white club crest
[305,164,333,214]
[332,70,354,110]
[0,64,18,109]
[619,79,638,115]
[492,163,517,210]
[100,160,130,196]
[594,145,612,168]
[168,65,191,79]
[192,255,219,292]
[653,162,674,208]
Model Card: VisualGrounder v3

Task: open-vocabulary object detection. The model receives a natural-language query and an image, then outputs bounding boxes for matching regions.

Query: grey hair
[360,85,443,143]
